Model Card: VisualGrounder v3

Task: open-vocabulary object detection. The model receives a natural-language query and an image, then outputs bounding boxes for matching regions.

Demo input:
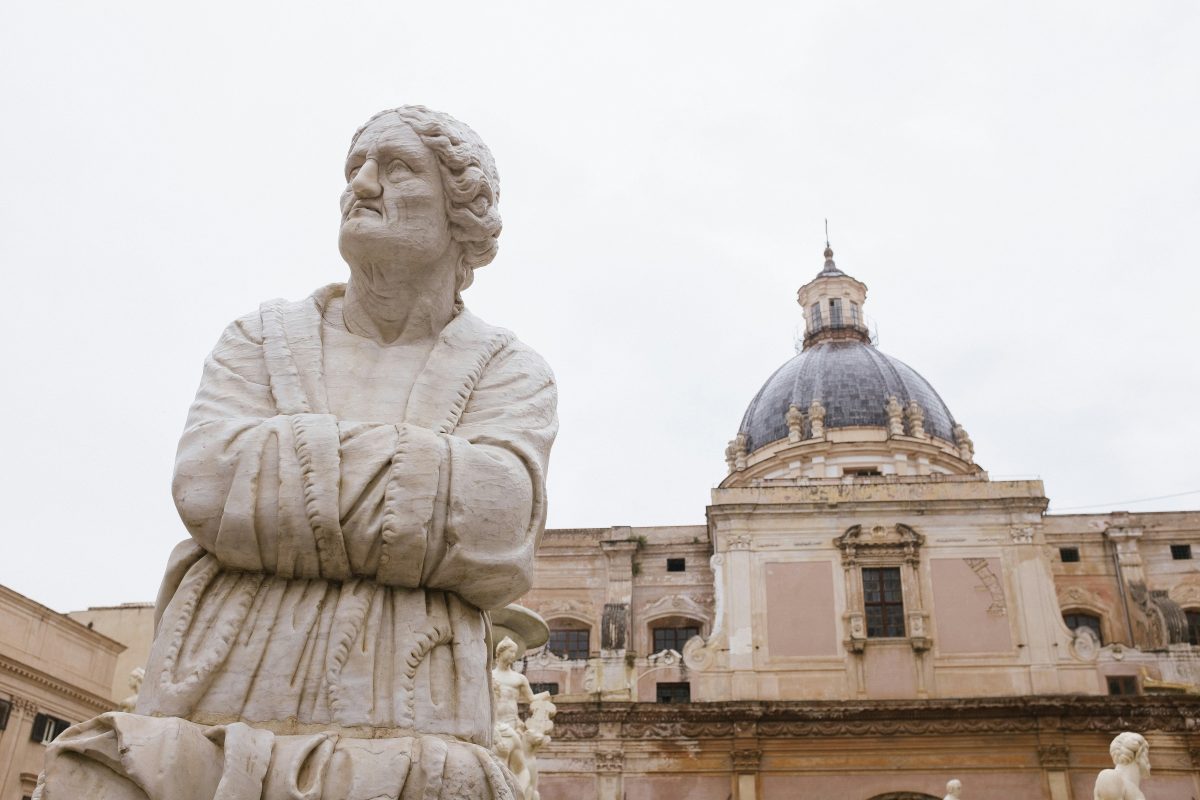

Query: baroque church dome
[739,339,957,453]
[723,243,978,483]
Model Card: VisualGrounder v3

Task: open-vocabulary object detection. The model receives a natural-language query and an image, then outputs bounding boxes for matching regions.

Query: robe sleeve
[376,340,558,609]
[173,311,557,609]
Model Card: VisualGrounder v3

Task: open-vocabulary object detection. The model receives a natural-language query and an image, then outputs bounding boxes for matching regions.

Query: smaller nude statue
[117,667,144,713]
[944,778,963,800]
[906,399,927,438]
[1094,731,1150,800]
[492,636,555,800]
[885,395,905,436]
[808,399,826,438]
[785,404,805,442]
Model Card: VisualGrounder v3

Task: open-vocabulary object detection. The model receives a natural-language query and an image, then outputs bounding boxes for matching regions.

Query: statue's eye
[347,165,362,181]
[385,159,410,181]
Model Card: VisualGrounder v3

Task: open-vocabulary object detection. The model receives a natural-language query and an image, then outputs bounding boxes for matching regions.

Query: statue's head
[339,105,501,300]
[945,779,962,797]
[495,635,519,666]
[1109,731,1150,778]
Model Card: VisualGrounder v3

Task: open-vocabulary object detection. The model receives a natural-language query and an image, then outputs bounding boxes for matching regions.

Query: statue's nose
[351,159,382,198]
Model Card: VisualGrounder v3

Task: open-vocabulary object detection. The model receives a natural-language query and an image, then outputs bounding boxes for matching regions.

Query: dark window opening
[1171,544,1192,560]
[547,628,590,660]
[653,626,700,654]
[1059,547,1080,563]
[1186,610,1200,646]
[810,303,823,330]
[0,698,10,730]
[829,298,844,326]
[863,567,905,638]
[1107,676,1138,696]
[844,467,882,477]
[31,713,71,745]
[666,558,686,572]
[655,682,691,704]
[1064,612,1104,644]
[529,682,559,696]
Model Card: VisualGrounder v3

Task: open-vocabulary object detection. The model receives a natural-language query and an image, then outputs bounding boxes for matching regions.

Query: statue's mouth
[349,202,381,217]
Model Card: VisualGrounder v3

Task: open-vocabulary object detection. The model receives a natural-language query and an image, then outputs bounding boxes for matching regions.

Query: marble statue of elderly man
[38,106,557,800]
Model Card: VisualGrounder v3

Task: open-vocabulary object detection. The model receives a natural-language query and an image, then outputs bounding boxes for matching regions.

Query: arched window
[1186,609,1200,646]
[1063,611,1104,644]
[546,618,591,660]
[646,615,705,655]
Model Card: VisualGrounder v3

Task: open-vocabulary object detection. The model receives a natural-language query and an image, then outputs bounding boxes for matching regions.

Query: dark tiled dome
[738,340,957,452]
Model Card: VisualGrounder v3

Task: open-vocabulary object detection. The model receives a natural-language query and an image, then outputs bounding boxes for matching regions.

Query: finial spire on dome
[818,220,844,277]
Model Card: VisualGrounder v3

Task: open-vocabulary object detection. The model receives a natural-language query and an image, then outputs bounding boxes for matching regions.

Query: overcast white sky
[2,2,1198,613]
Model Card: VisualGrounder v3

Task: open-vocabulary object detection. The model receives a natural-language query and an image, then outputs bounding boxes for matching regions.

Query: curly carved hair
[349,106,502,296]
[1109,731,1151,776]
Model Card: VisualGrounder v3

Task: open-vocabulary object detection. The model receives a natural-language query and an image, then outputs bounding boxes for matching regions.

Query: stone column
[731,746,761,800]
[595,750,624,800]
[600,531,638,699]
[0,697,36,796]
[1037,743,1072,800]
[722,532,758,699]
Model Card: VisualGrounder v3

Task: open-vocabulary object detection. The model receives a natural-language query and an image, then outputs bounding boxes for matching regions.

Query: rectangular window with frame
[655,682,691,703]
[862,567,905,638]
[528,682,559,696]
[652,626,700,654]
[0,698,11,730]
[1107,675,1138,696]
[666,558,686,572]
[31,713,71,745]
[810,303,823,331]
[1171,544,1192,560]
[547,629,590,660]
[1059,547,1080,563]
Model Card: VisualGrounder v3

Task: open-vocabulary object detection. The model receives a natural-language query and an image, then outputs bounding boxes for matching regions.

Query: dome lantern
[724,239,981,485]
[797,243,870,349]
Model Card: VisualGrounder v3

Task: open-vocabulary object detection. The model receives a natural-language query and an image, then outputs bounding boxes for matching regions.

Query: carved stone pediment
[835,524,924,566]
[642,593,713,623]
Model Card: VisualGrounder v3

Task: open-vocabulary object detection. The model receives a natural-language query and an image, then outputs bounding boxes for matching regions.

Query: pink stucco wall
[765,561,838,658]
[623,775,730,800]
[930,557,1013,654]
[538,776,595,800]
[863,642,917,697]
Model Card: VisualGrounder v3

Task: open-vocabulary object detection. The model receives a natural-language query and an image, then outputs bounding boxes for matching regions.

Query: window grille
[862,567,905,637]
[547,629,590,660]
[652,626,699,654]
[655,682,691,704]
[1063,612,1103,644]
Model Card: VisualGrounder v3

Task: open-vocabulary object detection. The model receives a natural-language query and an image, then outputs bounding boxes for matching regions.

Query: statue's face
[338,116,454,270]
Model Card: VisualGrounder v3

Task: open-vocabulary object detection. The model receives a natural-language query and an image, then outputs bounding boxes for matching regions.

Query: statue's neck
[1117,762,1141,786]
[343,262,456,345]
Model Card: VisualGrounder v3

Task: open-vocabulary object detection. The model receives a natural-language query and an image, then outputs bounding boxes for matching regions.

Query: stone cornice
[0,653,115,713]
[550,696,1200,740]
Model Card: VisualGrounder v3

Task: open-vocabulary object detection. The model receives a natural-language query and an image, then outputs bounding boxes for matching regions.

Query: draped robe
[38,284,557,800]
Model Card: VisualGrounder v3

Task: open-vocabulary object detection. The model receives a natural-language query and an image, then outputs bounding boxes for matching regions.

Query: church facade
[516,248,1200,800]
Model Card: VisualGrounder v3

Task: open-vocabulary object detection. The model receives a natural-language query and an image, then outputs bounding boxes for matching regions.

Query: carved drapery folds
[835,524,929,652]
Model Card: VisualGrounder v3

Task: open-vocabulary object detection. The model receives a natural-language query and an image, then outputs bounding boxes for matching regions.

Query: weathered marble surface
[38,106,556,800]
[1093,731,1150,800]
